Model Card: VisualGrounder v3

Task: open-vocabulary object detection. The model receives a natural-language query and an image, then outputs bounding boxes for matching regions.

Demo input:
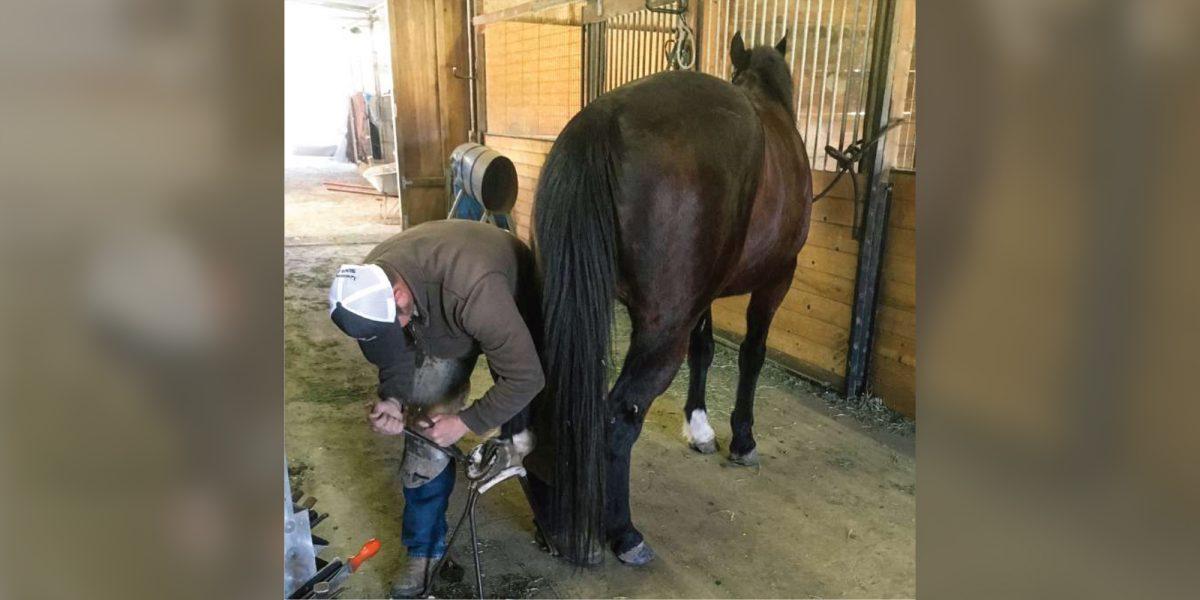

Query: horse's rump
[582,71,768,306]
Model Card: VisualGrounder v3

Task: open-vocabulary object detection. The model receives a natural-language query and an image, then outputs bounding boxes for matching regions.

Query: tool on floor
[290,538,382,599]
[400,427,554,600]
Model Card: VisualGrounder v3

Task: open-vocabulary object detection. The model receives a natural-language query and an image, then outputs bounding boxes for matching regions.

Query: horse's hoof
[728,448,759,467]
[616,541,656,566]
[533,527,557,556]
[689,439,718,454]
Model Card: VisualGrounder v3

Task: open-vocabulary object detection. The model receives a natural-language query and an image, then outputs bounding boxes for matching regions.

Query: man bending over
[327,220,543,597]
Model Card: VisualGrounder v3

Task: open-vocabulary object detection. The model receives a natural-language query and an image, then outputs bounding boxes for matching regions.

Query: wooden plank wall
[711,171,915,417]
[710,171,859,388]
[871,171,916,416]
[485,130,916,417]
[477,4,915,417]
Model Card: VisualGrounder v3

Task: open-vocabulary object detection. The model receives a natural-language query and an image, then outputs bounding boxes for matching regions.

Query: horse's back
[593,71,762,162]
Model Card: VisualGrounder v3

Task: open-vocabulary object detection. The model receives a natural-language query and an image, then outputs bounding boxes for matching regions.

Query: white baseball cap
[328,264,396,329]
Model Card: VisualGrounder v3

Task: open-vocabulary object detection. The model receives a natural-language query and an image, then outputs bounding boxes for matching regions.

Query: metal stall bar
[713,0,723,75]
[780,0,790,50]
[836,0,866,153]
[701,0,879,169]
[634,10,642,78]
[813,0,833,169]
[583,20,608,106]
[822,0,850,170]
[796,0,813,127]
[772,0,781,43]
[652,11,662,73]
[588,3,679,92]
[722,0,736,76]
[789,0,802,92]
[753,0,763,43]
[843,0,898,399]
[642,10,651,76]
[625,12,632,82]
[850,0,877,164]
[734,0,744,57]
[769,0,779,44]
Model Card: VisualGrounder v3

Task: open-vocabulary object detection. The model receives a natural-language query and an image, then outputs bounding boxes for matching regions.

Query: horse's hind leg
[729,265,795,466]
[683,307,718,454]
[606,323,691,563]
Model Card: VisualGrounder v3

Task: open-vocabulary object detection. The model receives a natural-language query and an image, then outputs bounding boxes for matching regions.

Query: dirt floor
[285,157,915,598]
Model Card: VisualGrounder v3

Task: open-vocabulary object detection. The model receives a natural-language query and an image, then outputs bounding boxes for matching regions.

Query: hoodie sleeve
[455,273,545,434]
[354,323,415,402]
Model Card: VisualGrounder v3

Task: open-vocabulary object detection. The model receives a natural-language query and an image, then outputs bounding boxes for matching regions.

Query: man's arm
[355,323,414,403]
[456,273,545,434]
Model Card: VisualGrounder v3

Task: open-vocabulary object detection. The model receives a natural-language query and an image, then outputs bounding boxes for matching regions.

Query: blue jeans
[402,460,456,558]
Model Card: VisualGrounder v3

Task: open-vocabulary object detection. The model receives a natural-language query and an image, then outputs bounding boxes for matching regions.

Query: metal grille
[602,9,678,92]
[582,21,606,105]
[892,47,916,170]
[476,1,913,171]
[699,0,879,171]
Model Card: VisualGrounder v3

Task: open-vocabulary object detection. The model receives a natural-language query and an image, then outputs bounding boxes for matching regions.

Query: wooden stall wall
[477,2,916,418]
[711,170,915,418]
[485,136,918,418]
[710,171,859,389]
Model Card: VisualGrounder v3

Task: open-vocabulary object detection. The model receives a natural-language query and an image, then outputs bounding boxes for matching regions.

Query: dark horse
[532,33,813,565]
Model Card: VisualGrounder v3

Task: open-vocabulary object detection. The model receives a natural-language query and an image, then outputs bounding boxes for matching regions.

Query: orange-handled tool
[349,538,381,573]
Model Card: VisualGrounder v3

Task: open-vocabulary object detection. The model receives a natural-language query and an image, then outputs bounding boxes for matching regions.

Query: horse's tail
[533,114,619,564]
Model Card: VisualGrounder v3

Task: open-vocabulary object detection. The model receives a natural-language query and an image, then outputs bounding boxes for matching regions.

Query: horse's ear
[730,31,750,71]
[774,31,788,56]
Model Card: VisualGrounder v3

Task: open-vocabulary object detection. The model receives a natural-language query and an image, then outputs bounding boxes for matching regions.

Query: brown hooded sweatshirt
[364,220,544,434]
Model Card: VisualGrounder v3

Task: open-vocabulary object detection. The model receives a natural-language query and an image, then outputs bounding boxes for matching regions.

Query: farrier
[327,219,543,598]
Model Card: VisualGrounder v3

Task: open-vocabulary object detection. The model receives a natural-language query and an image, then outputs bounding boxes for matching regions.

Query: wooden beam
[581,0,679,23]
[472,0,582,26]
[473,0,489,140]
[288,0,373,14]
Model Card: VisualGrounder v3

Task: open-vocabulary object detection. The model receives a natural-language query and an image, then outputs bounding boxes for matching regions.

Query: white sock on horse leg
[681,409,716,445]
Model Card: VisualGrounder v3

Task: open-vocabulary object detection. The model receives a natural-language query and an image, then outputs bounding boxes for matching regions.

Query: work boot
[389,556,434,599]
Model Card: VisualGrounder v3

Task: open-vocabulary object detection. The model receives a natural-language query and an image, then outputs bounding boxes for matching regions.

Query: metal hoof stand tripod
[402,428,553,599]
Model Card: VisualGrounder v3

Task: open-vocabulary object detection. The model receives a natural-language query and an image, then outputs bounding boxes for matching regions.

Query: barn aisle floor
[284,160,916,598]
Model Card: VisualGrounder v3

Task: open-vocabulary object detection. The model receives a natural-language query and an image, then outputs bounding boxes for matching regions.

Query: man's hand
[368,398,405,435]
[420,413,470,447]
